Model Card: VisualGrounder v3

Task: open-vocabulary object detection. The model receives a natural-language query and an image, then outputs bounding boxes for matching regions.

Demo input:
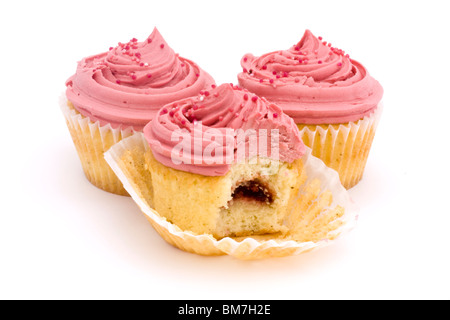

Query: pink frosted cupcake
[61,28,215,195]
[238,30,383,188]
[143,83,306,239]
[103,83,358,258]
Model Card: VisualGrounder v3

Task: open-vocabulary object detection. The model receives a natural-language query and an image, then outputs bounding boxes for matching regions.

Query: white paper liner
[297,103,383,189]
[60,94,135,195]
[104,133,359,259]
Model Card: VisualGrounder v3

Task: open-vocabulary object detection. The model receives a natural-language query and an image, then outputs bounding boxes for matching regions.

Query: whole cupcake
[62,28,215,195]
[238,30,383,188]
[143,83,306,239]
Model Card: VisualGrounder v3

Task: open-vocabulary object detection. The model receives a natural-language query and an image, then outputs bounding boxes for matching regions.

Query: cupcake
[61,28,215,195]
[104,84,358,259]
[238,30,383,188]
[143,83,306,238]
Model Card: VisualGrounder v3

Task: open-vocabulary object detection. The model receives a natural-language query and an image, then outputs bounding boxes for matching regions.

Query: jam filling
[232,180,274,204]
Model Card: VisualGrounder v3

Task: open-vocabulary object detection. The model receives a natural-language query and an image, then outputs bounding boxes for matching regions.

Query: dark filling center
[232,180,274,204]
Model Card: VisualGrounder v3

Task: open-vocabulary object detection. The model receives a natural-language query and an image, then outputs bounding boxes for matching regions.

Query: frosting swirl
[66,28,215,131]
[144,84,305,176]
[238,30,383,124]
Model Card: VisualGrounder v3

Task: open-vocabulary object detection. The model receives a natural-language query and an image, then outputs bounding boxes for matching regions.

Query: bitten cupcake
[143,84,306,239]
[62,28,215,195]
[104,83,358,258]
[238,30,383,188]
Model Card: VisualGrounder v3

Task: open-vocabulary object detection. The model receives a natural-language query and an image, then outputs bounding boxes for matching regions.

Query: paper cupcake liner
[60,94,135,196]
[104,132,359,260]
[297,103,383,189]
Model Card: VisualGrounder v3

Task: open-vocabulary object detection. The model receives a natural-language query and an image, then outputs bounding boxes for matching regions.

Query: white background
[1,0,449,300]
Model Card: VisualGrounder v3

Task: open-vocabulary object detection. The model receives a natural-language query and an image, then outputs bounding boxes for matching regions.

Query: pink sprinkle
[243,57,248,62]
[318,60,322,64]
[262,65,267,70]
[147,73,152,78]
[193,104,199,110]
[147,38,152,44]
[181,120,186,125]
[160,44,165,49]
[318,36,323,40]
[273,113,278,118]
[243,94,248,101]
[140,62,144,67]
[131,38,138,42]
[251,96,258,102]
[161,108,168,114]
[259,79,264,83]
[337,62,342,67]
[272,71,277,75]
[196,73,200,77]
[219,116,224,121]
[204,91,210,97]
[243,68,248,73]
[116,80,121,84]
[294,46,300,51]
[276,75,280,79]
[135,52,141,58]
[131,75,137,80]
[169,111,174,117]
[109,47,113,51]
[283,72,289,77]
[211,84,216,89]
[269,79,274,84]
[294,78,300,83]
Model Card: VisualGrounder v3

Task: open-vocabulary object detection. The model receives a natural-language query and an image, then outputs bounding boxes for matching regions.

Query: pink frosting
[238,30,383,124]
[66,28,215,131]
[144,84,306,176]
